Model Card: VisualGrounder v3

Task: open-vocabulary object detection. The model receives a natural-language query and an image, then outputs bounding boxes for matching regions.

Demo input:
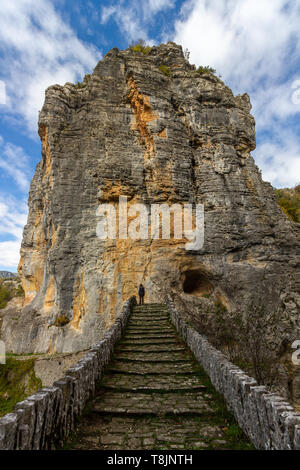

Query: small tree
[183,48,190,61]
[196,65,216,75]
[170,292,281,387]
[130,39,151,55]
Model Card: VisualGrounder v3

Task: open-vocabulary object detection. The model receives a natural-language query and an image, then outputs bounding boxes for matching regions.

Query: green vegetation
[0,284,11,309]
[74,81,86,89]
[276,184,300,223]
[172,289,280,388]
[55,314,69,327]
[159,64,172,77]
[193,362,254,450]
[0,357,42,417]
[0,279,24,309]
[196,65,216,75]
[130,39,151,55]
[202,293,211,299]
[203,302,279,386]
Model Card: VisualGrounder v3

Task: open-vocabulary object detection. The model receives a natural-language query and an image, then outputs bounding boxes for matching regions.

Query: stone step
[126,323,171,330]
[129,316,169,321]
[107,361,197,375]
[115,344,185,353]
[64,302,249,452]
[128,319,170,325]
[114,351,191,362]
[93,391,214,416]
[70,415,227,450]
[124,334,176,340]
[133,307,168,310]
[131,313,169,317]
[132,312,169,316]
[129,321,170,325]
[126,326,174,333]
[101,373,205,392]
[132,307,168,311]
[123,333,177,340]
[131,315,169,319]
[131,312,169,316]
[133,304,167,308]
[120,338,181,346]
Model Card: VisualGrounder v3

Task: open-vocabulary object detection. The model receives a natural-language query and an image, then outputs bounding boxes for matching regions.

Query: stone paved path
[64,304,253,450]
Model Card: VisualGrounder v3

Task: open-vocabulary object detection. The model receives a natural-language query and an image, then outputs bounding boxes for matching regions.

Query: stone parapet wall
[165,295,300,450]
[0,296,136,450]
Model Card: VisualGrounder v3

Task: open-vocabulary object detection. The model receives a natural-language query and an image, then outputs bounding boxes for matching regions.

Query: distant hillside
[0,276,23,309]
[276,185,300,223]
[0,271,17,279]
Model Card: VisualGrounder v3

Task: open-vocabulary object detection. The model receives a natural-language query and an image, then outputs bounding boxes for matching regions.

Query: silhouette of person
[138,284,145,305]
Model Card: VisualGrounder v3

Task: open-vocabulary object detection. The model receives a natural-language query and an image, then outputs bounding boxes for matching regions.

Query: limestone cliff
[1,43,299,362]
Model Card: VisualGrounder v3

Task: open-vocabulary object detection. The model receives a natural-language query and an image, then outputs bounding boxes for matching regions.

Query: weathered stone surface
[0,297,135,450]
[166,296,300,450]
[2,300,299,450]
[1,42,299,356]
[63,303,247,450]
[0,413,19,450]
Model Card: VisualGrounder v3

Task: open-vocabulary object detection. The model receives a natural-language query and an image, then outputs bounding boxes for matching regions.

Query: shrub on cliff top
[196,65,216,75]
[276,185,300,223]
[130,39,151,55]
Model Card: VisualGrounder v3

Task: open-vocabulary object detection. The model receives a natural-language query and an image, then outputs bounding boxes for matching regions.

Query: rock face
[1,42,299,358]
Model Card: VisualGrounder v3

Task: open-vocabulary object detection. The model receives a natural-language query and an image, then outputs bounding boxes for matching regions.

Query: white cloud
[174,0,300,89]
[0,81,6,105]
[0,136,30,268]
[254,131,300,188]
[0,241,22,269]
[0,141,31,191]
[0,0,101,133]
[100,0,174,43]
[173,0,300,187]
[0,195,28,270]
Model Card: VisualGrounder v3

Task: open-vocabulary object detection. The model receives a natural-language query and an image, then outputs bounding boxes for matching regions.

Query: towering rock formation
[1,43,299,362]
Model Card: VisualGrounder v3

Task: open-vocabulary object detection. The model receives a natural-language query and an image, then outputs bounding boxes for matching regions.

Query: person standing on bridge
[138,284,145,305]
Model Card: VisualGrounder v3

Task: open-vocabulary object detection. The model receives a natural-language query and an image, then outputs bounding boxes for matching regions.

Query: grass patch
[202,293,211,299]
[0,357,42,417]
[191,361,254,450]
[159,64,172,77]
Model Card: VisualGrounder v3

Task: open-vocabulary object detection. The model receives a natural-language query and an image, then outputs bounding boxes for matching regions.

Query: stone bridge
[0,296,300,450]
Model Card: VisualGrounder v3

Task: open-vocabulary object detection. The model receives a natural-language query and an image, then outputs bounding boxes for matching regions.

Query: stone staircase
[65,304,252,450]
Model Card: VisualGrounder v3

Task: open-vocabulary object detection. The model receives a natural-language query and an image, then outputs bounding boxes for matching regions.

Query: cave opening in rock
[182,270,213,296]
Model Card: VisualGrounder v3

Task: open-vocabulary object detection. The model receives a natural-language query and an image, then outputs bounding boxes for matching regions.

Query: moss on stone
[159,64,172,77]
[0,357,42,417]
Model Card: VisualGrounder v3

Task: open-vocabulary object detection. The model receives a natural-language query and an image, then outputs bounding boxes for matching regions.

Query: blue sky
[0,0,300,271]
